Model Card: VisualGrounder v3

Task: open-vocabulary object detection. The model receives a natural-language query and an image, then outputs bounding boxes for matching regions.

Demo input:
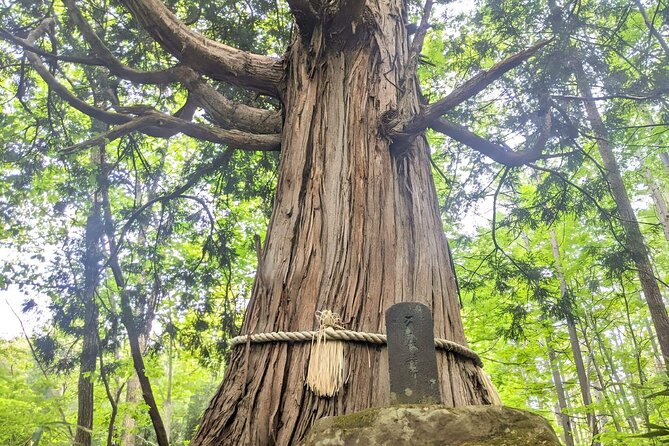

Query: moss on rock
[300,405,561,446]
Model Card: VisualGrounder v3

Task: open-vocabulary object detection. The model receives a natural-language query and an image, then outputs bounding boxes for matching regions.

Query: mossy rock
[300,405,561,446]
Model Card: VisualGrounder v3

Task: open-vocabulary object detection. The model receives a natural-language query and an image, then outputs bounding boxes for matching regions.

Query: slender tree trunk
[645,318,664,368]
[121,333,148,446]
[549,229,599,444]
[120,143,166,446]
[620,287,647,385]
[192,3,494,445]
[614,328,651,426]
[660,153,669,172]
[582,327,622,433]
[590,313,639,432]
[646,168,669,241]
[633,0,669,58]
[165,333,174,442]
[547,341,575,446]
[574,67,669,364]
[98,156,169,446]
[74,180,104,446]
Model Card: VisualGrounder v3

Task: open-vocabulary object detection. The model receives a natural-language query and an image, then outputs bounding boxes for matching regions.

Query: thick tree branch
[393,39,552,137]
[62,0,191,84]
[431,113,552,167]
[25,20,279,151]
[179,68,282,134]
[120,0,283,96]
[61,111,281,154]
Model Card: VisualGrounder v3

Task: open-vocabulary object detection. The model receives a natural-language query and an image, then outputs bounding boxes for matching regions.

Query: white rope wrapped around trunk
[229,326,483,367]
[229,310,493,398]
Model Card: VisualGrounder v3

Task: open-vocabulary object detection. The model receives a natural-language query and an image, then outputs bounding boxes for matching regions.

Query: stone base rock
[300,405,561,446]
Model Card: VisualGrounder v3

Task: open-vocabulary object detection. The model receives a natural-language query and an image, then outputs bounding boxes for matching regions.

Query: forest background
[2,0,669,444]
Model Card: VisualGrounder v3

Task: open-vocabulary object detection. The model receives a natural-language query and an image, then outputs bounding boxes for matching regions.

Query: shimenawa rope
[229,310,494,399]
[229,319,484,366]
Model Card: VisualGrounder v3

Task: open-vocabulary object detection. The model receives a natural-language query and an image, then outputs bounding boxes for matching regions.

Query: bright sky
[0,286,34,340]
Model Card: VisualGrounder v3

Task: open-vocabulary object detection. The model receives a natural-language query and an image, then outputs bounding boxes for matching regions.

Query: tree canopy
[2,0,669,444]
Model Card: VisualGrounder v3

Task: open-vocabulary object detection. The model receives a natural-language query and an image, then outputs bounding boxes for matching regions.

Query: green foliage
[2,0,669,444]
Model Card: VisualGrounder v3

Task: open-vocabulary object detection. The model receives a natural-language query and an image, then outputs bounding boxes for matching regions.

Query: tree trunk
[582,326,622,433]
[646,168,669,241]
[645,318,664,368]
[633,0,669,59]
[547,341,575,446]
[549,229,599,444]
[589,312,639,432]
[164,333,174,442]
[121,333,147,446]
[99,158,169,446]
[660,153,669,172]
[192,4,495,445]
[74,195,104,445]
[574,66,669,364]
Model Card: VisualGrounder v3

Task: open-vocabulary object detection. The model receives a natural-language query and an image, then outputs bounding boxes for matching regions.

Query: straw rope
[230,326,483,367]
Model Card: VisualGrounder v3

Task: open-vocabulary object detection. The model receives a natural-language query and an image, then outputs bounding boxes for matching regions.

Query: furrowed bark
[286,0,368,40]
[191,2,494,445]
[120,0,283,96]
[286,0,319,37]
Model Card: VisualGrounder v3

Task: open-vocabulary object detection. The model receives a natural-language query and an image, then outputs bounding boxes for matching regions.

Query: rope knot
[315,310,343,331]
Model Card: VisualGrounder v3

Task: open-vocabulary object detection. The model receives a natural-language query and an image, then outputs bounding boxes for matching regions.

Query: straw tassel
[306,310,345,397]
